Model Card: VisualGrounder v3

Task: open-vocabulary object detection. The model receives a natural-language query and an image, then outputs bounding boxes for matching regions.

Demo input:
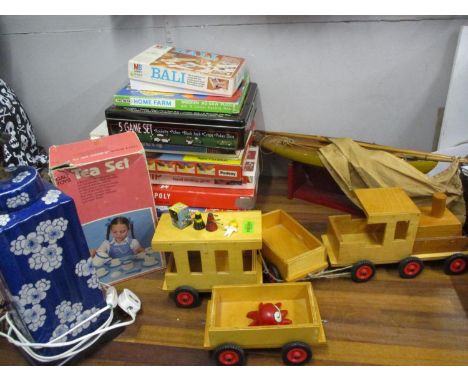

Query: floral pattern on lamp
[0,166,109,357]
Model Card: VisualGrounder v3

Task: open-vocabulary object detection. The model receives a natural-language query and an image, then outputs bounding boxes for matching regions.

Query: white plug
[118,289,141,319]
[105,286,119,308]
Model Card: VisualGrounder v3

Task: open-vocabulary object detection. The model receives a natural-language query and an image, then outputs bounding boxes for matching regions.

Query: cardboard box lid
[49,131,143,168]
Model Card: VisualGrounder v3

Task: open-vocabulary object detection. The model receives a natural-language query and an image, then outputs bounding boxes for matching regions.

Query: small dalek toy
[169,202,192,229]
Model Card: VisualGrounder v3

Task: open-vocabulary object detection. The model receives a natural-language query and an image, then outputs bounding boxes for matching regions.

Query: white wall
[1,15,467,153]
[438,26,468,149]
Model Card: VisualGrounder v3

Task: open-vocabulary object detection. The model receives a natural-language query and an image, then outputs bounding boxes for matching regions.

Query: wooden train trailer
[204,283,326,366]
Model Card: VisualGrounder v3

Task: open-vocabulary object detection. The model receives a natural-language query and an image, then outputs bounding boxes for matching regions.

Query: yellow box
[262,210,328,281]
[204,283,326,350]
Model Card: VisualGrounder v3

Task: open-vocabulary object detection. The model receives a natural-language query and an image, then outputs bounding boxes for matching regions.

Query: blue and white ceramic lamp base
[0,166,109,357]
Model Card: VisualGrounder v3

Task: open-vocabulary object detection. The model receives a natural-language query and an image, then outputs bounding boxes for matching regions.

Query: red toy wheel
[173,286,200,308]
[176,291,193,305]
[218,350,240,365]
[213,343,245,366]
[281,342,312,365]
[351,260,376,282]
[399,257,424,279]
[444,254,468,275]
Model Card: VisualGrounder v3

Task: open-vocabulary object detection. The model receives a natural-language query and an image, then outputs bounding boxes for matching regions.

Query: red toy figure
[247,302,292,326]
[205,212,218,232]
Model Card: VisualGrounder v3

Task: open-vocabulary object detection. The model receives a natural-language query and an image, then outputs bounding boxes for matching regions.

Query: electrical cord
[1,308,113,363]
[56,326,108,366]
[1,304,113,348]
[0,293,138,363]
[0,286,141,364]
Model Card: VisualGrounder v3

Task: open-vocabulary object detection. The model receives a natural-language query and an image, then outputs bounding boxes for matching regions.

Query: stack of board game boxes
[104,44,260,212]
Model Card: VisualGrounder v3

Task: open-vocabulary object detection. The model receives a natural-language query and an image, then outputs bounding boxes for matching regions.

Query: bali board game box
[147,144,259,182]
[49,132,164,285]
[114,76,250,114]
[105,83,258,154]
[128,44,247,96]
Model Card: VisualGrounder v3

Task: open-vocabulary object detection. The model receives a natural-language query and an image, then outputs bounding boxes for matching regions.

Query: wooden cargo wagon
[262,209,328,282]
[204,283,326,366]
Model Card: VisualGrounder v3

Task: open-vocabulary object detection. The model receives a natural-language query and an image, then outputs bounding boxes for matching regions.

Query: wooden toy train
[264,187,468,283]
[151,187,468,365]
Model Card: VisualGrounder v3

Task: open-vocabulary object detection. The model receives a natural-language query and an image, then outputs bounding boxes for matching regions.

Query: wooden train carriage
[152,211,263,307]
[204,283,326,366]
[262,209,328,281]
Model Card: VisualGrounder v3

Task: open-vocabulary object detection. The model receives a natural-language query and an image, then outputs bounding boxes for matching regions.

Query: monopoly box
[153,183,258,210]
[49,132,164,285]
[114,76,250,114]
[128,44,247,96]
[105,83,258,154]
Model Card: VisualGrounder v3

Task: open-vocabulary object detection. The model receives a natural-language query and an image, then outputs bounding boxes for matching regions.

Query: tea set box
[49,131,164,285]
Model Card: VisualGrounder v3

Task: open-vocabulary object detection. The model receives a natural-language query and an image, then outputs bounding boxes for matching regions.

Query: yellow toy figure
[223,219,238,237]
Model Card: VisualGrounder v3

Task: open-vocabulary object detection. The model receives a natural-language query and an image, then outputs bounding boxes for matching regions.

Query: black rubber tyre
[173,286,201,308]
[212,343,246,366]
[263,262,283,283]
[281,341,312,365]
[444,253,468,275]
[350,260,376,283]
[398,257,424,279]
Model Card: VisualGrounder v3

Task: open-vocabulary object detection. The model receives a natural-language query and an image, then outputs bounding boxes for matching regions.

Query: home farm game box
[114,76,250,114]
[105,83,258,154]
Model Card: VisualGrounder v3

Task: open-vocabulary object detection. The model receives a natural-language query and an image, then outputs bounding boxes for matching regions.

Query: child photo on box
[93,216,145,261]
[85,209,163,284]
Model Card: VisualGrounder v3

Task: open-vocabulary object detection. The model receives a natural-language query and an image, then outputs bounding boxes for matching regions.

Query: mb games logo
[133,63,142,77]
